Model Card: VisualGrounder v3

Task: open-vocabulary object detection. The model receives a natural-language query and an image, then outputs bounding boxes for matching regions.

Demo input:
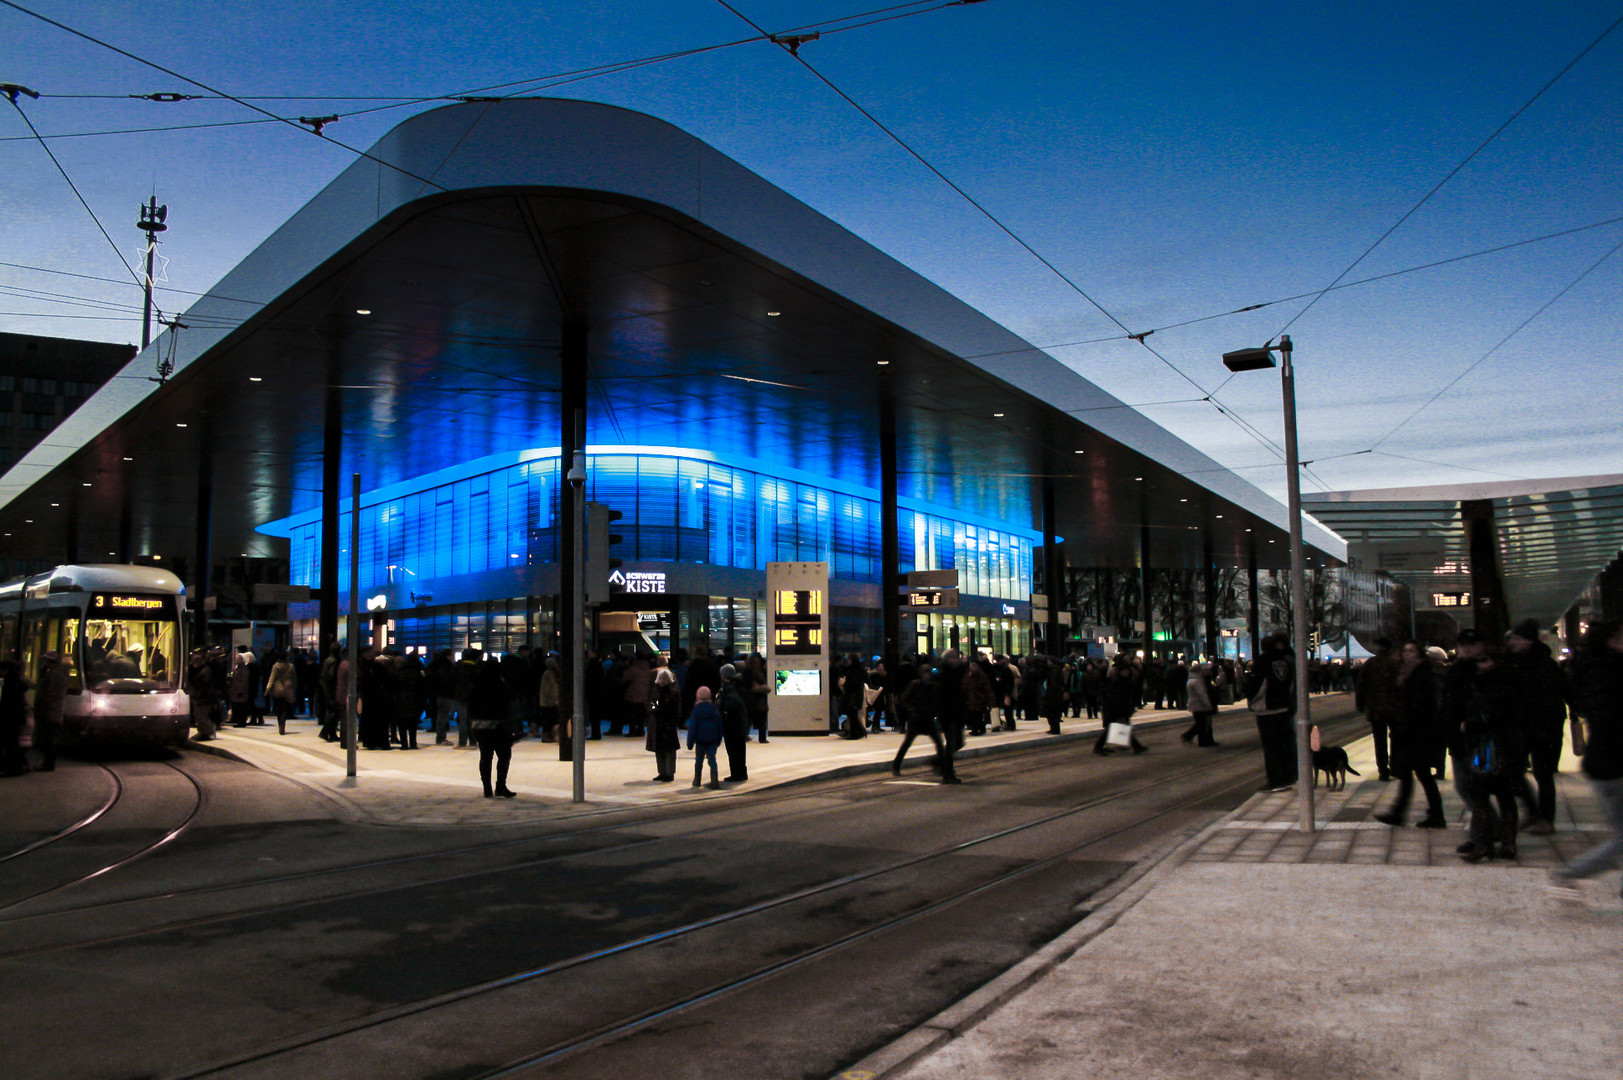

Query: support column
[1248,547,1261,661]
[1043,478,1060,655]
[1462,499,1507,642]
[1203,531,1218,660]
[1139,524,1154,662]
[559,323,587,759]
[878,368,900,673]
[119,494,134,563]
[1601,557,1623,623]
[194,445,213,652]
[319,382,342,650]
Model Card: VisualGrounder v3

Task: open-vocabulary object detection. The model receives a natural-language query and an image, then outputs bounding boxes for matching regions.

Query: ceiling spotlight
[1074,450,1085,454]
[876,360,890,366]
[1134,476,1143,481]
[766,311,781,317]
[249,376,263,383]
[993,412,1005,418]
[176,422,188,428]
[355,308,371,315]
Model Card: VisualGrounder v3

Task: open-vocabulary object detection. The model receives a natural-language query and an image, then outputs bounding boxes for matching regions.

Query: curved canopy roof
[1305,476,1623,628]
[0,99,1342,573]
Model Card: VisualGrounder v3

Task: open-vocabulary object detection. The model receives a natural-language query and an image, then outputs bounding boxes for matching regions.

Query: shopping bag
[1105,722,1132,748]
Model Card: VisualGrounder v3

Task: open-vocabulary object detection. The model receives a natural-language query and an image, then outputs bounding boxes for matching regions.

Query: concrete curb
[831,787,1266,1080]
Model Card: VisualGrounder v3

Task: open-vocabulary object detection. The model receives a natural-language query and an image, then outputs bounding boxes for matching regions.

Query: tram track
[0,761,122,864]
[0,758,207,912]
[149,715,1361,1080]
[0,727,1139,948]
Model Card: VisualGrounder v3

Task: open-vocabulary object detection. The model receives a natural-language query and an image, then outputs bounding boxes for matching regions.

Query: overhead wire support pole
[1278,336,1314,833]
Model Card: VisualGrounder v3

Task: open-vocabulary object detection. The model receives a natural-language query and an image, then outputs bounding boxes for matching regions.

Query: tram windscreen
[83,593,181,692]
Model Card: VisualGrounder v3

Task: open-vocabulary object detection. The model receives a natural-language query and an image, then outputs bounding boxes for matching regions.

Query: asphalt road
[0,696,1366,1080]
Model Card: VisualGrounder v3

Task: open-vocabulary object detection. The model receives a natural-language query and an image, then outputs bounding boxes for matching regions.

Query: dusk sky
[4,0,1620,506]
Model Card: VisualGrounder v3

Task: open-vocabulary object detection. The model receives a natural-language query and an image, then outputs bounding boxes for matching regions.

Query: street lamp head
[1222,347,1276,372]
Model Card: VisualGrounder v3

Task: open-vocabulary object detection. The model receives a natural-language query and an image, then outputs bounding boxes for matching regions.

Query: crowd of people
[6,619,1620,902]
[1355,618,1623,894]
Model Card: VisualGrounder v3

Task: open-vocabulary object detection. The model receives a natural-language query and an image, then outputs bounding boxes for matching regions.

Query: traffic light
[585,502,624,606]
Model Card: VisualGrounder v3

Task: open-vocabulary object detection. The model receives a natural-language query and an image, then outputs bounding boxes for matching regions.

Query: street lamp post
[1222,335,1314,833]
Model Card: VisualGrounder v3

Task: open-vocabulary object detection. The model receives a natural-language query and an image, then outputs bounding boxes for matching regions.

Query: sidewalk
[841,733,1623,1080]
[189,703,1237,827]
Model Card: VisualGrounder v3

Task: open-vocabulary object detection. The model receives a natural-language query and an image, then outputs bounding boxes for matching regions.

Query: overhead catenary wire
[1270,9,1623,341]
[711,0,1306,474]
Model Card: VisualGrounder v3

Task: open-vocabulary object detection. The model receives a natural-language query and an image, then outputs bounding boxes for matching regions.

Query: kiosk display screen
[774,669,822,696]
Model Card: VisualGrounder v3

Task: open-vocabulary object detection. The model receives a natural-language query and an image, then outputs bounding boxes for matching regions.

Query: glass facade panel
[280,449,1034,613]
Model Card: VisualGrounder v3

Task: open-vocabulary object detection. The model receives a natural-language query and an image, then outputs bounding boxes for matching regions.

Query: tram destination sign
[90,593,174,617]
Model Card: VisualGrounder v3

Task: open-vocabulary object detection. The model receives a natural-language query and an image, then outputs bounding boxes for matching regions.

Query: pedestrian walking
[0,660,34,775]
[469,655,515,798]
[1095,652,1147,755]
[1551,620,1623,898]
[1181,661,1219,747]
[893,666,954,781]
[1375,641,1447,830]
[263,650,298,735]
[1356,637,1400,781]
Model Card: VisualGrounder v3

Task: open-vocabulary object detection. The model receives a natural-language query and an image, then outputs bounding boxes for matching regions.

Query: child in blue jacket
[687,686,724,789]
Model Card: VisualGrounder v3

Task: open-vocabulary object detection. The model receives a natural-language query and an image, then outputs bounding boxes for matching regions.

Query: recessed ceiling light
[1216,515,1224,519]
[1134,477,1143,481]
[249,376,263,383]
[355,308,371,315]
[993,412,1005,418]
[122,456,133,461]
[83,482,92,487]
[1074,450,1085,454]
[766,311,780,317]
[50,502,59,507]
[176,423,188,428]
[876,360,889,366]
[1179,498,1187,503]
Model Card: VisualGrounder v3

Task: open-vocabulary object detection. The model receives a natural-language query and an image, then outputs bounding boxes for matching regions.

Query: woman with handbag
[1094,653,1146,755]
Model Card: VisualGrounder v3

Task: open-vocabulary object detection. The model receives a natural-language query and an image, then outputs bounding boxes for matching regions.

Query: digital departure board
[773,588,824,655]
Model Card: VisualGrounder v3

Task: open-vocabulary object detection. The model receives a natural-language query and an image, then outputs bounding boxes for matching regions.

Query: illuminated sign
[608,570,666,594]
[1431,591,1471,608]
[90,593,172,616]
[1001,604,1016,616]
[774,588,824,655]
[904,587,960,611]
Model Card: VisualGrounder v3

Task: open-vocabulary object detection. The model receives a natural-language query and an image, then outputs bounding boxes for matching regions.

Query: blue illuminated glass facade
[266,447,1036,654]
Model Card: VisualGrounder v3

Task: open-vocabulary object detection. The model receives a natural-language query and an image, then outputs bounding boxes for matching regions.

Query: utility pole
[137,196,167,350]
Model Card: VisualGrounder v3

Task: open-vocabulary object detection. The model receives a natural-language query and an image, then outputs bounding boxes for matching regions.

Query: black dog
[1312,746,1361,791]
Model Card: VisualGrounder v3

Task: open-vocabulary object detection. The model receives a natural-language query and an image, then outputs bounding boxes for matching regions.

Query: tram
[0,565,190,745]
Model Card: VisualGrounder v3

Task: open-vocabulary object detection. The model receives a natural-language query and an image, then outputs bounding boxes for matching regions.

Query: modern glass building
[262,445,1037,660]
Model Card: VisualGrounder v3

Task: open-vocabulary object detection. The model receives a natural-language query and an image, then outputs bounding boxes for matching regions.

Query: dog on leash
[1312,745,1361,791]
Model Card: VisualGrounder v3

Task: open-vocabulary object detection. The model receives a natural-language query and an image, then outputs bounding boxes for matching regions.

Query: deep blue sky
[3,0,1620,503]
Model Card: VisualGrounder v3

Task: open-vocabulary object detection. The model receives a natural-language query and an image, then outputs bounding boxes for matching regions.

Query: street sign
[907,569,959,589]
[252,583,311,605]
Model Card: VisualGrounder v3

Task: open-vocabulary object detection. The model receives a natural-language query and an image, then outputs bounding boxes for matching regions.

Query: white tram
[0,565,190,745]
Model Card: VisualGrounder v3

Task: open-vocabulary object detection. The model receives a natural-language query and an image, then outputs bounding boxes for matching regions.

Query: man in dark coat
[1244,634,1297,791]
[1506,619,1570,834]
[1356,637,1401,781]
[717,664,750,782]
